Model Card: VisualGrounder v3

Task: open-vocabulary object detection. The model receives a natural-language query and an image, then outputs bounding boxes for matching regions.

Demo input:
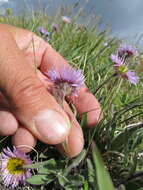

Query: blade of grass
[91,141,115,190]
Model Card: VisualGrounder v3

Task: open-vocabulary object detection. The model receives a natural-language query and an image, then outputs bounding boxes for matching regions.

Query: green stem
[94,73,117,94]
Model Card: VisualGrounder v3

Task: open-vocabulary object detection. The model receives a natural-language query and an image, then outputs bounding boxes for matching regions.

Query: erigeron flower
[117,44,139,58]
[0,147,32,188]
[45,66,84,100]
[37,26,50,41]
[110,54,139,85]
[37,26,50,36]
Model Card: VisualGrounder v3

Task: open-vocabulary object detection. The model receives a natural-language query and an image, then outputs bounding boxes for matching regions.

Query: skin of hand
[0,24,101,157]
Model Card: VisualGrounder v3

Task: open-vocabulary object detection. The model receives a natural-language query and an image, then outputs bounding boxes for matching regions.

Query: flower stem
[94,73,117,94]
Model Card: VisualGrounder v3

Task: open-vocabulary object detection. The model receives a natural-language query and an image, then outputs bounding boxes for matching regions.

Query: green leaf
[58,174,69,187]
[68,174,85,186]
[64,149,86,176]
[24,158,57,170]
[26,174,54,185]
[92,142,115,190]
[83,181,89,190]
[38,166,58,175]
[110,123,143,151]
[58,174,85,189]
[87,158,96,184]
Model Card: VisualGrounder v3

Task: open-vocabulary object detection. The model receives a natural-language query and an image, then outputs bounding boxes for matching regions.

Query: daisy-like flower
[111,54,128,73]
[110,54,139,85]
[0,147,32,188]
[61,16,71,23]
[117,44,139,58]
[45,66,84,100]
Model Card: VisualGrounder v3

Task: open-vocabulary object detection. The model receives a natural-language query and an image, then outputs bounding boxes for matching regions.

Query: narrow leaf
[92,142,115,190]
[110,122,143,151]
[64,149,86,176]
[27,174,54,185]
[24,158,56,169]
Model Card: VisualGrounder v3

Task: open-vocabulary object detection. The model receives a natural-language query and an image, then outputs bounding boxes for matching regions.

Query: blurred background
[0,0,143,46]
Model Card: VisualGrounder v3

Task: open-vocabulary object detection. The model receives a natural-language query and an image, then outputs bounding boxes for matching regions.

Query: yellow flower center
[118,65,128,74]
[7,158,25,175]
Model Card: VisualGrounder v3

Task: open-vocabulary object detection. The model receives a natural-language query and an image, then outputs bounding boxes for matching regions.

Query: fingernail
[34,110,70,144]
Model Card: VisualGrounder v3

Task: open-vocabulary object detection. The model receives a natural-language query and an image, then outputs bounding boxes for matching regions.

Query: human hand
[0,24,101,157]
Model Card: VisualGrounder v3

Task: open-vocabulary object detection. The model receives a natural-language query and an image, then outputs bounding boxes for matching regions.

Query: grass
[0,7,143,190]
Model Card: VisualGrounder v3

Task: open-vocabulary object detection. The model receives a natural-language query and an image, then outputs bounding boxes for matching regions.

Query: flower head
[118,44,139,58]
[37,26,50,36]
[61,16,71,23]
[111,54,128,74]
[52,23,60,33]
[45,66,84,99]
[110,54,139,84]
[0,147,32,188]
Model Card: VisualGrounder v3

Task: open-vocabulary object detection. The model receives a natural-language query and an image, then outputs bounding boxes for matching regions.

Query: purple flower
[45,66,84,99]
[37,26,50,37]
[118,44,139,58]
[110,54,139,84]
[0,147,32,188]
[61,16,71,23]
[124,70,139,85]
[52,23,60,33]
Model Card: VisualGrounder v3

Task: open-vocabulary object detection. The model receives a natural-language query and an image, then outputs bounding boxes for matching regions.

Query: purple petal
[37,26,50,36]
[111,54,124,67]
[124,70,139,84]
[45,66,84,97]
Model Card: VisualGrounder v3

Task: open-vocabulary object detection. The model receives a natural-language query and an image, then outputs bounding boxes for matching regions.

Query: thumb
[0,26,70,144]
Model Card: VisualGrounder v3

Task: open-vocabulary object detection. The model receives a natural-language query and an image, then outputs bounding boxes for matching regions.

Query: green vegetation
[0,8,143,190]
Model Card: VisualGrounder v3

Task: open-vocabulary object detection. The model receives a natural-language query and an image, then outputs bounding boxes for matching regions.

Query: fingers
[1,24,101,127]
[0,98,83,156]
[69,88,101,127]
[0,85,84,156]
[12,127,37,153]
[0,110,18,136]
[0,93,36,153]
[40,43,68,72]
[40,44,101,126]
[56,101,84,158]
[0,25,70,145]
